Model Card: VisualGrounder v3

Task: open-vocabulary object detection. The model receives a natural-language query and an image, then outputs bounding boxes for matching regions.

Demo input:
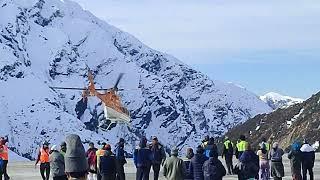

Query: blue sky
[73,0,320,99]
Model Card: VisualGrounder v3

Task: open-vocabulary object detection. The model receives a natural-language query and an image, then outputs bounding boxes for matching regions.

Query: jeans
[88,172,98,180]
[116,163,126,180]
[0,160,10,180]
[225,156,233,174]
[151,164,161,180]
[136,166,151,180]
[40,162,50,180]
[302,164,314,180]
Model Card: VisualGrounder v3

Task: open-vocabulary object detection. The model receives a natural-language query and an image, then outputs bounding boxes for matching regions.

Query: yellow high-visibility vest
[224,140,234,150]
[236,140,248,152]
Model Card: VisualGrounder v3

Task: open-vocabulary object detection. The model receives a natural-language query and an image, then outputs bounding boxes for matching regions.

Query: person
[86,142,98,180]
[288,141,302,180]
[201,136,210,149]
[99,144,117,180]
[235,135,248,159]
[97,142,107,180]
[203,150,226,180]
[260,138,271,152]
[64,134,88,180]
[300,140,315,180]
[49,145,67,180]
[0,137,10,180]
[35,141,51,180]
[60,142,67,156]
[163,147,185,180]
[115,138,127,180]
[204,137,218,158]
[257,143,270,180]
[238,143,259,180]
[222,137,234,175]
[189,145,208,180]
[149,136,166,180]
[183,148,194,180]
[269,142,285,180]
[134,137,152,180]
[0,156,3,180]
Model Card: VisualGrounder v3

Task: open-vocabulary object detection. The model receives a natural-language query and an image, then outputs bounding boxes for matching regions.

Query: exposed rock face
[226,92,320,151]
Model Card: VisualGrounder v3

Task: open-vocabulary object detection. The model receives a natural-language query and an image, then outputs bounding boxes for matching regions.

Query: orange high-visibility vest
[96,149,105,157]
[0,145,9,160]
[40,148,50,163]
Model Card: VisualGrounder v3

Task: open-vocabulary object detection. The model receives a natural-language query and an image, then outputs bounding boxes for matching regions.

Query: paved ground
[6,154,320,180]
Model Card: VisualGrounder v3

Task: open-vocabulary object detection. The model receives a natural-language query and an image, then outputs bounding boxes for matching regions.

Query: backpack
[228,142,234,154]
[203,160,224,179]
[271,149,282,161]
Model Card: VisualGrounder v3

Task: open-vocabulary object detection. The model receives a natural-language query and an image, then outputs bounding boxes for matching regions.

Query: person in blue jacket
[189,145,209,180]
[134,137,153,180]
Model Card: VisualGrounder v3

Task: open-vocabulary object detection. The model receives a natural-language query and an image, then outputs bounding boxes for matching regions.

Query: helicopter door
[104,105,130,124]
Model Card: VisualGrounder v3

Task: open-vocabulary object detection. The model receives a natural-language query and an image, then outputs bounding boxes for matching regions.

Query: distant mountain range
[260,92,304,110]
[226,91,320,151]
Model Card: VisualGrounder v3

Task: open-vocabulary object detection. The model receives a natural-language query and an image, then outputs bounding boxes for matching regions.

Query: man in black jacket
[189,146,208,180]
[300,140,315,180]
[100,145,117,180]
[149,136,166,180]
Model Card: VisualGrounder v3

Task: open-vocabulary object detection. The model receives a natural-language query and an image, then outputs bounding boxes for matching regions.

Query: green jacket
[163,156,185,180]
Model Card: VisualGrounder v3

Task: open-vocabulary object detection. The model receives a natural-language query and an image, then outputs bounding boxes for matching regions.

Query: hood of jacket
[300,144,315,153]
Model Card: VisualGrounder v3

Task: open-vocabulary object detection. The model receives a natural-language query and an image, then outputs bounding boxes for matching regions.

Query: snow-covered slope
[0,0,271,159]
[260,92,303,110]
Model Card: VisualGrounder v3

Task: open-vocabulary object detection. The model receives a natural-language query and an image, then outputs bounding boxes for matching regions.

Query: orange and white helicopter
[51,70,131,130]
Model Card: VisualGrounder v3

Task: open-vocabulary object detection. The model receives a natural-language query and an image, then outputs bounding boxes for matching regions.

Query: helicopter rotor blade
[50,87,88,90]
[114,73,124,90]
[51,87,114,91]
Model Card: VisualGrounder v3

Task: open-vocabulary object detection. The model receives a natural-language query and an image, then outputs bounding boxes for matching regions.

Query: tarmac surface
[6,154,320,180]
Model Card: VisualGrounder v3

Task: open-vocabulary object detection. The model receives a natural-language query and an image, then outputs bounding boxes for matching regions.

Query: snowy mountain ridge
[260,92,304,110]
[0,0,271,159]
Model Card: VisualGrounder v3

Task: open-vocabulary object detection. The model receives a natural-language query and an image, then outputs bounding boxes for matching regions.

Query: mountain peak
[260,92,304,110]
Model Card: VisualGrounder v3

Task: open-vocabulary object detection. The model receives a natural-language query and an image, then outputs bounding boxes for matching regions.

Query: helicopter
[51,70,131,130]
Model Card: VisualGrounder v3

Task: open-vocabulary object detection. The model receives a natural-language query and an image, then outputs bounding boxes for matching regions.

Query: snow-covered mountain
[260,92,304,110]
[0,0,271,159]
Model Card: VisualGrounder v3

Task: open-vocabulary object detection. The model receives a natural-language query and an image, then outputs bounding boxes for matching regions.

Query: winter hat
[292,142,301,151]
[152,136,158,141]
[139,136,147,148]
[60,141,66,147]
[260,143,266,150]
[101,142,107,149]
[186,148,194,159]
[43,141,50,146]
[51,145,58,151]
[119,138,125,143]
[171,147,179,156]
[64,134,88,173]
[272,142,279,149]
[239,135,246,141]
[105,144,111,151]
[196,145,204,154]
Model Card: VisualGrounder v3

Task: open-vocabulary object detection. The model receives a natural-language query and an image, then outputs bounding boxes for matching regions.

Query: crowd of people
[0,134,317,180]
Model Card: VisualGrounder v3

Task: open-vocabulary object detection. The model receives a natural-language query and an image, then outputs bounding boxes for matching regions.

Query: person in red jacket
[0,137,10,180]
[86,142,98,180]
